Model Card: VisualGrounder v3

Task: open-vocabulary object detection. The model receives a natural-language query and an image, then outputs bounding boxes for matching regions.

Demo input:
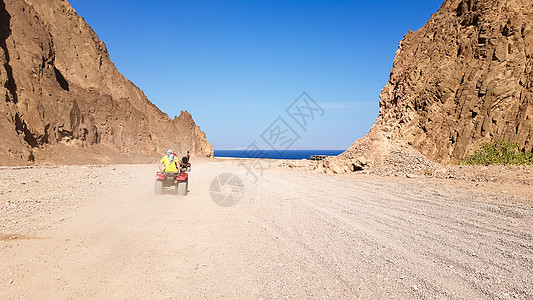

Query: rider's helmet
[166,149,175,161]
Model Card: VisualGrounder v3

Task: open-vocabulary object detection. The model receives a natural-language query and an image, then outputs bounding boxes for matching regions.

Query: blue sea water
[214,149,345,160]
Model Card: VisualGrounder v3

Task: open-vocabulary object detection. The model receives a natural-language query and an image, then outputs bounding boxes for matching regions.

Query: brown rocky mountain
[0,0,213,166]
[326,0,533,173]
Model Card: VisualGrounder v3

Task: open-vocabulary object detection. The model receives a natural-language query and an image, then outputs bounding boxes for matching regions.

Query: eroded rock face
[377,0,533,164]
[331,0,533,173]
[0,0,213,165]
[326,0,533,173]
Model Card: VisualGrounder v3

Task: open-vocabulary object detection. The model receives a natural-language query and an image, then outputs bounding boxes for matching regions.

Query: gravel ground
[0,160,532,299]
[0,165,145,233]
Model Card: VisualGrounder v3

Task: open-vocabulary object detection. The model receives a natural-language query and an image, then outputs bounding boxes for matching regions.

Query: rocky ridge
[0,0,213,165]
[327,0,533,173]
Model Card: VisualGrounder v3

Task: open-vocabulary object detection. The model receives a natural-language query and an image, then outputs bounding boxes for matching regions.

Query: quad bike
[154,171,188,195]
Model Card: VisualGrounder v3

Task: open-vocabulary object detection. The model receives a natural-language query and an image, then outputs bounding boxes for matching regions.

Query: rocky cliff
[0,0,213,165]
[329,0,533,172]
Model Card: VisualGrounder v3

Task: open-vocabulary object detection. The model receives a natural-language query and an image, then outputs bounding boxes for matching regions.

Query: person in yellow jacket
[159,149,179,173]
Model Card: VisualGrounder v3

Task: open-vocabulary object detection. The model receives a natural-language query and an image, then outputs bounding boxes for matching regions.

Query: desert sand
[1,160,532,299]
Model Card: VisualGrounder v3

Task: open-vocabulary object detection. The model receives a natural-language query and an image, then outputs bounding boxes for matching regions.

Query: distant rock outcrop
[328,0,533,172]
[0,0,213,165]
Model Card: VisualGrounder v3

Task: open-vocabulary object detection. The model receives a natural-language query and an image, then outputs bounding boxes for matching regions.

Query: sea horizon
[214,149,346,160]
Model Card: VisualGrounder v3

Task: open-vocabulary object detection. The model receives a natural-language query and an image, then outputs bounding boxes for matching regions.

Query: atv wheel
[154,180,163,195]
[178,179,188,196]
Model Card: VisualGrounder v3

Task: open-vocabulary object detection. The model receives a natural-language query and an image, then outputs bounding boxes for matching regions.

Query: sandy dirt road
[1,160,532,299]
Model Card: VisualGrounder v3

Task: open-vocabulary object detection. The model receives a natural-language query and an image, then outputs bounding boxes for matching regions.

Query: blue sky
[68,0,443,150]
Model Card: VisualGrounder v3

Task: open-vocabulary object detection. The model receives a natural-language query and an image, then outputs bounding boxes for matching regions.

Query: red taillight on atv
[176,173,188,181]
